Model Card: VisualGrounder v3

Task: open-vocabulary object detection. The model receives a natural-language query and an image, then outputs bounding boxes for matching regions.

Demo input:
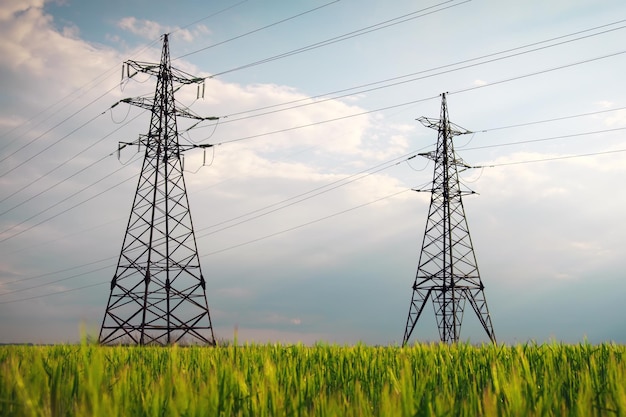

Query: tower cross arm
[124,60,206,85]
[119,97,218,121]
[417,116,440,130]
[416,117,472,137]
[179,143,214,152]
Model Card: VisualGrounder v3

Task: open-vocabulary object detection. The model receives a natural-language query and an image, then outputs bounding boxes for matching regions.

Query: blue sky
[1,0,625,345]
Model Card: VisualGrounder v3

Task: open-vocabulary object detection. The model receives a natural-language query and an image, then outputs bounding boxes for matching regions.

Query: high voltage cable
[475,106,626,133]
[4,120,619,249]
[202,21,626,127]
[0,39,160,160]
[3,142,624,302]
[0,108,105,178]
[0,188,412,304]
[215,18,626,121]
[200,188,412,258]
[3,13,622,205]
[0,281,108,305]
[194,151,425,238]
[0,169,139,244]
[0,0,247,155]
[448,50,626,96]
[0,264,112,297]
[174,0,248,33]
[462,127,626,152]
[207,0,471,78]
[0,150,424,290]
[1,255,115,287]
[0,109,147,211]
[480,148,626,167]
[2,53,623,247]
[0,0,245,180]
[174,0,340,60]
[2,9,620,300]
[202,49,626,146]
[4,133,624,300]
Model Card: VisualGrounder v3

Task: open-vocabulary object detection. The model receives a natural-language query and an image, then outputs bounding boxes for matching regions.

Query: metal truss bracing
[99,34,215,346]
[402,93,496,345]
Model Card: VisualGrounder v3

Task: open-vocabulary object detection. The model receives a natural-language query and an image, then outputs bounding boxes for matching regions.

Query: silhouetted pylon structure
[99,34,217,345]
[402,93,495,345]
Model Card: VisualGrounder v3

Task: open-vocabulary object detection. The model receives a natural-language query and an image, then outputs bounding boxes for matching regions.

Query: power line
[478,148,626,168]
[174,0,340,60]
[474,106,626,133]
[0,255,116,287]
[175,0,249,33]
[448,50,626,96]
[0,282,107,305]
[4,143,625,303]
[198,48,626,146]
[462,127,626,151]
[3,54,623,248]
[207,0,471,78]
[0,169,139,244]
[195,151,424,238]
[0,150,424,291]
[0,39,161,159]
[0,264,111,297]
[0,187,412,304]
[4,14,622,212]
[0,189,410,304]
[0,109,105,178]
[0,109,147,211]
[206,19,626,125]
[200,188,412,258]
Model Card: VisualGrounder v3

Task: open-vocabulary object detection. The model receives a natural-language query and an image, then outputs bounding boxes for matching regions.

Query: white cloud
[116,17,212,42]
[117,17,166,40]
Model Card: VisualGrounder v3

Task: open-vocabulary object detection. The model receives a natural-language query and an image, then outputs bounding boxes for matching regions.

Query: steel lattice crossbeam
[402,93,496,345]
[99,34,215,346]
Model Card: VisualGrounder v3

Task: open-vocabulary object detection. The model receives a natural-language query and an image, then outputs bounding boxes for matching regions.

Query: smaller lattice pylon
[402,93,496,346]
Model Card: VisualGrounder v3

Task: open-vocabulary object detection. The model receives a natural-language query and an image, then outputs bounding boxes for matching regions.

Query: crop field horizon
[1,341,624,416]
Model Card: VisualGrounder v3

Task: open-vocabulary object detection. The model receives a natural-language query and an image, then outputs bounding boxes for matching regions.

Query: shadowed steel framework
[402,93,496,345]
[99,34,216,345]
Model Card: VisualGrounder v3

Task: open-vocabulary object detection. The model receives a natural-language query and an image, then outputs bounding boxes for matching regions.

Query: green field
[1,342,624,416]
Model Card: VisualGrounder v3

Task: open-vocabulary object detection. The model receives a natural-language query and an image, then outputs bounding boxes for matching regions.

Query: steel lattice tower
[402,93,495,346]
[99,34,216,345]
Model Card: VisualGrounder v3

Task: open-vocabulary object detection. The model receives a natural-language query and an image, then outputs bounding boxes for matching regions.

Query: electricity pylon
[402,93,495,346]
[99,34,217,346]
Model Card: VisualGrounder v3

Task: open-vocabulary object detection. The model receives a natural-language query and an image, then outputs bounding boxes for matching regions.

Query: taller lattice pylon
[99,34,217,345]
[402,93,495,346]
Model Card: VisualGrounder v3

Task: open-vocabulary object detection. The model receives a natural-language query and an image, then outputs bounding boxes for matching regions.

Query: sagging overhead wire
[0,149,427,295]
[174,0,341,61]
[199,188,412,258]
[4,48,624,247]
[195,150,427,238]
[0,186,413,304]
[198,48,626,147]
[0,107,148,210]
[0,165,140,244]
[474,106,626,133]
[475,148,626,168]
[3,141,625,303]
[175,0,249,33]
[206,0,471,78]
[200,19,626,129]
[462,127,626,152]
[0,38,161,157]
